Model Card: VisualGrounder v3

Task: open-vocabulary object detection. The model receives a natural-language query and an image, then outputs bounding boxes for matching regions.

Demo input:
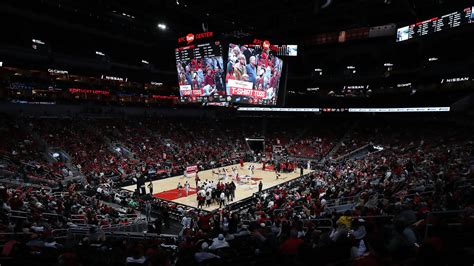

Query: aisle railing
[423,209,469,239]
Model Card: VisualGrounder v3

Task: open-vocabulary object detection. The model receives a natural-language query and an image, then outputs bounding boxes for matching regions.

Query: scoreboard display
[175,42,226,103]
[397,6,473,42]
[226,44,283,105]
[174,32,287,106]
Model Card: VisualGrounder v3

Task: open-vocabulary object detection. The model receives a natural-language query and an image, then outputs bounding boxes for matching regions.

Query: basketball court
[121,162,312,211]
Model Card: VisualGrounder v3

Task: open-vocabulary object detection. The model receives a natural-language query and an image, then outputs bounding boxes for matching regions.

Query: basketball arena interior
[0,0,474,265]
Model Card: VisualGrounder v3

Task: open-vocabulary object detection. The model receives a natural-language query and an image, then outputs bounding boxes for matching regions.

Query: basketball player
[206,187,212,207]
[197,193,204,209]
[223,168,229,182]
[184,181,190,196]
[148,181,153,195]
[248,164,255,177]
[245,175,253,190]
[195,172,200,188]
[198,187,206,199]
[177,182,183,198]
[231,167,237,181]
[230,181,236,201]
[242,174,251,184]
[219,191,226,208]
[219,168,226,180]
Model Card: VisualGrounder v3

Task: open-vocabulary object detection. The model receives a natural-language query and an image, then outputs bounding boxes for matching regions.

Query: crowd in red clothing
[263,118,347,160]
[0,115,70,186]
[28,117,248,185]
[1,114,473,265]
[168,119,474,266]
[1,115,347,189]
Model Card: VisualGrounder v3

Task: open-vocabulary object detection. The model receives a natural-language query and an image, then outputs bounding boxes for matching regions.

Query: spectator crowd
[0,114,473,265]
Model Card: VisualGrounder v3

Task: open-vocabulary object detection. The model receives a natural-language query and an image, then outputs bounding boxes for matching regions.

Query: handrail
[66,218,148,231]
[0,232,35,237]
[302,218,334,229]
[100,220,147,233]
[324,202,357,213]
[324,195,360,207]
[354,215,394,219]
[51,229,69,239]
[397,190,435,199]
[0,179,53,193]
[424,209,469,238]
[42,212,66,219]
[66,229,179,241]
[6,209,67,223]
[7,210,29,220]
[454,178,474,185]
[426,209,468,216]
[334,144,370,162]
[8,210,29,215]
[52,192,70,197]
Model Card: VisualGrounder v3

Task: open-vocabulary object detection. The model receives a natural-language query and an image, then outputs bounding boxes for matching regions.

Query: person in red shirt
[240,159,244,168]
[226,67,235,83]
[259,52,269,68]
[203,68,215,87]
[280,229,304,255]
[195,172,200,188]
[192,74,199,90]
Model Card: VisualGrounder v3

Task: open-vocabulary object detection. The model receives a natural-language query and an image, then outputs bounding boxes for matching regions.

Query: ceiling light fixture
[158,23,167,30]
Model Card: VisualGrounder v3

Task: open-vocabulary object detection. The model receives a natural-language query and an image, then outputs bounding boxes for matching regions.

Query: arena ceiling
[0,0,472,77]
[3,0,472,40]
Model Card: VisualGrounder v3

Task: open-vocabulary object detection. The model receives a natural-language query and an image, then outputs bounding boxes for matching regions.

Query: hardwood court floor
[121,162,312,211]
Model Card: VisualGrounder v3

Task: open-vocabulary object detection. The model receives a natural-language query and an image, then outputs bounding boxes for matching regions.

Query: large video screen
[175,42,226,103]
[396,6,473,42]
[226,44,283,105]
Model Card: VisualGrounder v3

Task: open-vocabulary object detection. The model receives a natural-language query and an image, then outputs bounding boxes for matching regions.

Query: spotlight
[158,23,167,30]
